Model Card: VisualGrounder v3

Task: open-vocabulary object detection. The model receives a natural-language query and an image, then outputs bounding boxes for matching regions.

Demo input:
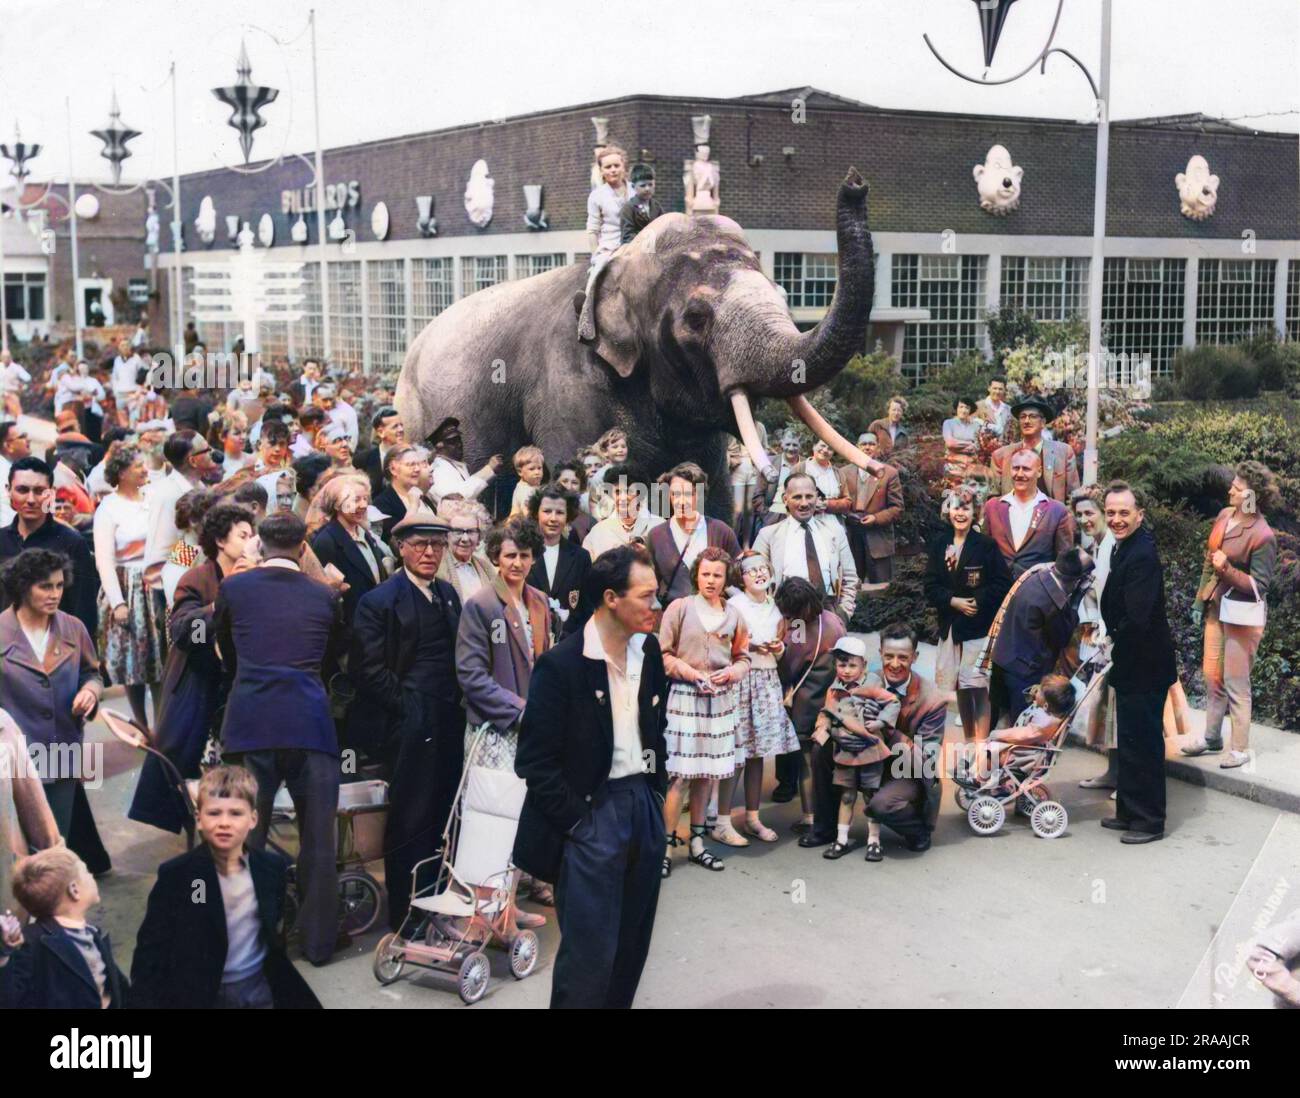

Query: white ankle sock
[837,824,850,844]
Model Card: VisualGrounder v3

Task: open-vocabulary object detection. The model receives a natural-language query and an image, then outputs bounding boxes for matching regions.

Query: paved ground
[82,692,1292,1010]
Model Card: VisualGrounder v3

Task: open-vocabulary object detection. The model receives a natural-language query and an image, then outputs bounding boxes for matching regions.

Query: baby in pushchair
[961,673,1077,784]
[812,637,901,863]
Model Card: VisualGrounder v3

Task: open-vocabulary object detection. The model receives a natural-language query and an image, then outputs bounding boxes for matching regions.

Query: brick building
[136,87,1300,378]
[3,183,156,348]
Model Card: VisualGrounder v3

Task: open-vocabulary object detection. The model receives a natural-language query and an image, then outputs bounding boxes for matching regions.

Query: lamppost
[0,126,49,356]
[924,0,1112,486]
[207,14,334,364]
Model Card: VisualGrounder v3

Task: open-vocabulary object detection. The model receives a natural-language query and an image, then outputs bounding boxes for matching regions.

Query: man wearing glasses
[143,430,219,607]
[349,510,465,932]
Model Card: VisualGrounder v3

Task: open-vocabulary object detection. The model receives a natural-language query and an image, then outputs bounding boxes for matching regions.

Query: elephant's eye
[1202,187,1212,196]
[682,300,714,333]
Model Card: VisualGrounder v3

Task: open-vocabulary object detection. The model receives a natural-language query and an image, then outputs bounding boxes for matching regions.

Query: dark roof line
[175,88,1297,183]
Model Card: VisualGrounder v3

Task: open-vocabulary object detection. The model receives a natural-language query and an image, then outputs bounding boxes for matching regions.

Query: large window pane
[367,259,407,374]
[1101,258,1186,377]
[892,254,989,382]
[1196,259,1276,346]
[412,258,454,328]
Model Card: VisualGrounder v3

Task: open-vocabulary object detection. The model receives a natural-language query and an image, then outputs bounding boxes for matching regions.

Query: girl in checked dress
[724,550,799,844]
[659,547,750,876]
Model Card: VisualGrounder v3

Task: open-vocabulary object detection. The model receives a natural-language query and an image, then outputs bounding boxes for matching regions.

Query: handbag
[1219,577,1266,628]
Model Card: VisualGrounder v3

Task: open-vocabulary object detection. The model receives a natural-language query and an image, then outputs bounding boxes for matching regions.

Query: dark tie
[799,519,825,596]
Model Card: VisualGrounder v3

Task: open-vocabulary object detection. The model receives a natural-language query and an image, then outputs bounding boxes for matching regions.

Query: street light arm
[922,0,1064,87]
[1039,47,1100,102]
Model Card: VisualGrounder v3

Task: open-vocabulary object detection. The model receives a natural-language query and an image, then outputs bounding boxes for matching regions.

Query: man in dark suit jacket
[0,457,99,637]
[527,482,594,639]
[349,509,464,930]
[1100,482,1177,844]
[214,511,345,965]
[514,544,668,1009]
[129,843,321,1009]
[354,405,406,497]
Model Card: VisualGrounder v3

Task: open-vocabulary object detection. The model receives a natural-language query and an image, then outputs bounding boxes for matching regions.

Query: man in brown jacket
[828,431,904,585]
[990,397,1080,503]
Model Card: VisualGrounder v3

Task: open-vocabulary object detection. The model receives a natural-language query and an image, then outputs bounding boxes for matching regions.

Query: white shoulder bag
[1219,577,1266,628]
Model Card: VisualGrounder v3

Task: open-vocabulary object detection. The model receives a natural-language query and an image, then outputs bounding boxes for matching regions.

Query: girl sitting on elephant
[577,145,632,338]
[659,547,750,877]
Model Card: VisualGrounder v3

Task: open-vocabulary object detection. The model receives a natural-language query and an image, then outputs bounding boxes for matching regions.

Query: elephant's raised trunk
[715,168,874,401]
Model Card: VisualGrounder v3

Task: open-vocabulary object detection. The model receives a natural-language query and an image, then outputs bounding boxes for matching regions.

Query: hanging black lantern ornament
[971,0,1019,67]
[0,124,42,186]
[212,40,279,166]
[90,92,141,185]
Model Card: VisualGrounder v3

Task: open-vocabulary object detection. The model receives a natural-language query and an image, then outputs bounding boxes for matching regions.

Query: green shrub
[1171,344,1261,401]
[986,306,1040,361]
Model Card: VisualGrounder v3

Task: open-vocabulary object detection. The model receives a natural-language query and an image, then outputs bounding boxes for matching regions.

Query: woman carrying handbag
[1183,462,1279,769]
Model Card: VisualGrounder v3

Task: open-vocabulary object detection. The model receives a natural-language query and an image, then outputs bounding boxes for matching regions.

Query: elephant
[396,168,876,519]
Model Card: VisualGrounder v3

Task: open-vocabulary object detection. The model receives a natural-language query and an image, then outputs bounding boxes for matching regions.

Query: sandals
[864,841,883,863]
[790,819,813,835]
[662,832,684,879]
[822,840,851,860]
[710,824,750,848]
[529,882,555,906]
[688,846,726,871]
[744,820,779,843]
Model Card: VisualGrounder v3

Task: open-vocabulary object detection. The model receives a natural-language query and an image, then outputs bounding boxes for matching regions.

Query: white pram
[372,724,541,1004]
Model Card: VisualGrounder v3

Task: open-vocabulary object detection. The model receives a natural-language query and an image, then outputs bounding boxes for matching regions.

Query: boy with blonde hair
[510,445,547,517]
[1,846,127,1008]
[130,765,320,1009]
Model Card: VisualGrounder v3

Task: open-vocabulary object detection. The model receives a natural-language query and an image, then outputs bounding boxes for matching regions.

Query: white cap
[831,636,867,659]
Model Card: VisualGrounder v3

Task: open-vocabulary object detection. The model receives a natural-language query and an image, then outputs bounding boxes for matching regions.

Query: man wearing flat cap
[991,396,1079,503]
[348,509,465,930]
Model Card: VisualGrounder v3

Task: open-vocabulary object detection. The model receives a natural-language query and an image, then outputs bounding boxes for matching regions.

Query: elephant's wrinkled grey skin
[396,169,874,518]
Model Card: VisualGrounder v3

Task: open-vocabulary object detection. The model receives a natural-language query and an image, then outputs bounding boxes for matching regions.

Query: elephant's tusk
[785,394,882,475]
[729,390,777,481]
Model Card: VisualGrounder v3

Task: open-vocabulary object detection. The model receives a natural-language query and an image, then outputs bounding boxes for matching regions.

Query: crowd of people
[0,333,1289,1010]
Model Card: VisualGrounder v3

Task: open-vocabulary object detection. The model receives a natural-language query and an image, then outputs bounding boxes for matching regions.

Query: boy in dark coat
[1,847,127,1009]
[130,765,321,1008]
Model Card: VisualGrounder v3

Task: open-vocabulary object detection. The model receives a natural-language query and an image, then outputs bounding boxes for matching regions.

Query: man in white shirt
[975,376,1012,439]
[513,543,669,1008]
[0,422,31,527]
[110,338,142,425]
[314,383,359,449]
[427,416,501,503]
[0,351,31,418]
[290,358,323,408]
[582,463,666,560]
[752,472,859,620]
[145,430,219,605]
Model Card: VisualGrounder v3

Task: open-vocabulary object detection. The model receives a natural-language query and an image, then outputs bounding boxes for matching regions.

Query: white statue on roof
[464,159,494,229]
[1176,154,1219,221]
[974,144,1023,216]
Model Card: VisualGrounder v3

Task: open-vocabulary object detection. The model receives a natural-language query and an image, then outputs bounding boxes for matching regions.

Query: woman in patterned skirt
[659,546,750,876]
[92,446,167,731]
[726,550,800,844]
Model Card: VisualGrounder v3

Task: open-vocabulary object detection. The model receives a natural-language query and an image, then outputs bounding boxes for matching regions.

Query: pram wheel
[1015,784,1050,817]
[1030,800,1068,839]
[954,788,972,811]
[458,950,491,1004]
[338,871,383,936]
[967,796,1005,836]
[510,930,539,979]
[372,933,405,985]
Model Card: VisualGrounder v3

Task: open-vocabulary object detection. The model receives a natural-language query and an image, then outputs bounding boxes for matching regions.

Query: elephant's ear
[584,255,641,378]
